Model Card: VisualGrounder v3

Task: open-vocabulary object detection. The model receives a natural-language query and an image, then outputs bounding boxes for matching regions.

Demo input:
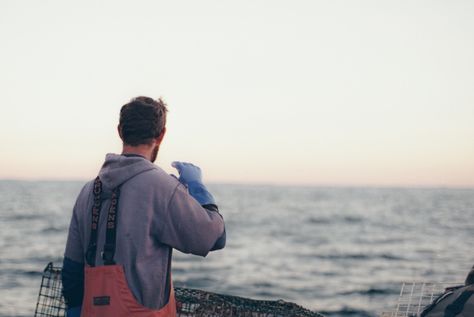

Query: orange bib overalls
[81,177,176,317]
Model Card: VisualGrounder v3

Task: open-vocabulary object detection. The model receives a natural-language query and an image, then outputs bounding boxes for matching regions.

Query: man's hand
[171,161,203,185]
[171,161,216,206]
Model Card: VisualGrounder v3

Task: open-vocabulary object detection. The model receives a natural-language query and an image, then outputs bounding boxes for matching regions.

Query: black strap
[102,187,120,265]
[165,248,172,297]
[444,286,474,317]
[85,177,103,267]
[85,177,121,266]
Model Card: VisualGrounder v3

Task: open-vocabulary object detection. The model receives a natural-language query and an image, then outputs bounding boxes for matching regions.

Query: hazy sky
[1,0,473,186]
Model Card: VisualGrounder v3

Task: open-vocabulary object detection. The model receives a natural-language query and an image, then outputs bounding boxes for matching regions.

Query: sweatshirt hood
[98,153,157,189]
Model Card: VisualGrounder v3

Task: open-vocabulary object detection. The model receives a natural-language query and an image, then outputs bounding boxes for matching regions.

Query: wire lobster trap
[35,263,66,317]
[34,262,326,317]
[379,281,462,317]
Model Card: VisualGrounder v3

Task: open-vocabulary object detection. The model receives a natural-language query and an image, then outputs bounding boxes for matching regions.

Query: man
[62,96,226,317]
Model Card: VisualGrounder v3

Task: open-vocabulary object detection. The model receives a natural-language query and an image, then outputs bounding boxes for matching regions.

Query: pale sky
[1,0,473,186]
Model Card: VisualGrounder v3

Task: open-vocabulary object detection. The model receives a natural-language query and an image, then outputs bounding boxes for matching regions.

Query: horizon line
[1,177,473,190]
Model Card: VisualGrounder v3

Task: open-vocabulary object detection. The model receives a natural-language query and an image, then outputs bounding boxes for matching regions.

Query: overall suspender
[84,175,175,308]
[86,176,120,267]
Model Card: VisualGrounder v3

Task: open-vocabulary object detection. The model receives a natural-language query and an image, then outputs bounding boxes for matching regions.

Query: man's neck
[122,144,153,161]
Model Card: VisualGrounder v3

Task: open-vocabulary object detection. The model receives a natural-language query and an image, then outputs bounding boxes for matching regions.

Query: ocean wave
[307,216,365,225]
[319,307,375,317]
[338,288,398,296]
[315,253,405,261]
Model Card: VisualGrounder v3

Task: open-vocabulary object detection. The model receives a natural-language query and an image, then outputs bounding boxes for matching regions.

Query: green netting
[35,262,325,317]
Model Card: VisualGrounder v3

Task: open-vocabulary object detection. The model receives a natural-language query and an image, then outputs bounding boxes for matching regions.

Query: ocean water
[0,181,473,317]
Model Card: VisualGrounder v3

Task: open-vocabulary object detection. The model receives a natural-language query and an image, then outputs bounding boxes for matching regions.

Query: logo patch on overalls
[93,296,111,306]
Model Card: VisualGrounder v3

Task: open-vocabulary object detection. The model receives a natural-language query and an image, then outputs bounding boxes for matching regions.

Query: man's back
[64,157,225,313]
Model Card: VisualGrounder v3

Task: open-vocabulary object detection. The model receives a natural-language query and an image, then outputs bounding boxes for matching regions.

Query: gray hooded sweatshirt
[64,154,225,309]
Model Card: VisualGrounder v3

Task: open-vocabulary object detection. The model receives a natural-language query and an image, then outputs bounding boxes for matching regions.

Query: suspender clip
[102,244,116,265]
[86,243,98,267]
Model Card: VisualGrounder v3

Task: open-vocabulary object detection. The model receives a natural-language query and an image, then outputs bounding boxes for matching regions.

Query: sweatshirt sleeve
[62,190,87,309]
[202,204,226,251]
[156,183,225,257]
[62,209,85,307]
[64,198,85,264]
[62,257,84,309]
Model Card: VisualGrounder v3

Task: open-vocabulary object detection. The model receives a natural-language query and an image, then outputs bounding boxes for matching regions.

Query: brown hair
[119,96,168,146]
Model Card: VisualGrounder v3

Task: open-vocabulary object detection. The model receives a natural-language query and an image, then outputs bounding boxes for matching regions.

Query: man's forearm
[203,204,226,251]
[61,257,84,308]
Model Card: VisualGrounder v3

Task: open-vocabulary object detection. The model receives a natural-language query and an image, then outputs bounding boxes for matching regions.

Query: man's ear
[156,127,166,144]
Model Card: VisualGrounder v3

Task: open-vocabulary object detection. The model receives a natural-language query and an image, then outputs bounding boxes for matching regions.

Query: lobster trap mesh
[35,263,325,317]
[379,282,461,317]
[34,263,66,317]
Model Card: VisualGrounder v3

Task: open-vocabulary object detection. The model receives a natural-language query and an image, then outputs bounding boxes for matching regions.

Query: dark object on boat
[35,262,326,317]
[465,265,474,286]
[419,284,474,317]
[419,266,474,317]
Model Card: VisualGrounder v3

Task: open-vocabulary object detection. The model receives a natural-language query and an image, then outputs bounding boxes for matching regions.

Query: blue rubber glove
[66,307,81,317]
[171,161,216,205]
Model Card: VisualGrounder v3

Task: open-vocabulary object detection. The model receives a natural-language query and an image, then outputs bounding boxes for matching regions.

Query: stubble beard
[151,145,159,163]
